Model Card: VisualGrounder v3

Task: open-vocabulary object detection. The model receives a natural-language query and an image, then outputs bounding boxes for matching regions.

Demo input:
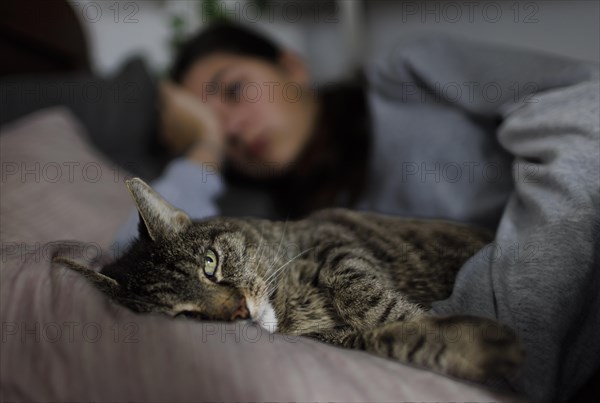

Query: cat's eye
[203,249,218,279]
[175,311,209,320]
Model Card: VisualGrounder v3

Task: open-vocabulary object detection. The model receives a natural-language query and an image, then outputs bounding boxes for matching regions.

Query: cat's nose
[230,296,250,321]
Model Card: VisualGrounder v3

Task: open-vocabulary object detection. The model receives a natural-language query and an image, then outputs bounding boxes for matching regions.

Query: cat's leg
[366,315,525,381]
[312,242,524,380]
[307,316,525,382]
[315,244,426,330]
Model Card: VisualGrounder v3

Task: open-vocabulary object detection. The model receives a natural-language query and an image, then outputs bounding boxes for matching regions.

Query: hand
[159,81,224,167]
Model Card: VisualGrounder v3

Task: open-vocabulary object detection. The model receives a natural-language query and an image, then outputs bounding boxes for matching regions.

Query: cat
[55,177,525,382]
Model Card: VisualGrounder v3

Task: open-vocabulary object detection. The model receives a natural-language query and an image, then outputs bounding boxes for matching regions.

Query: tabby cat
[56,178,524,382]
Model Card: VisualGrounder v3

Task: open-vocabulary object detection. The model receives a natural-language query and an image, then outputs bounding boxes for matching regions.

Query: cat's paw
[368,315,525,382]
[416,315,526,381]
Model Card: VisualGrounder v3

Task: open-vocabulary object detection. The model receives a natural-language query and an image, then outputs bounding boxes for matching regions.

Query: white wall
[69,0,599,80]
[365,0,600,64]
[68,0,347,80]
[69,1,196,75]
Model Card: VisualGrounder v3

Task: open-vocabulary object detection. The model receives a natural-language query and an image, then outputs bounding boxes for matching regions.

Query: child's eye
[224,81,241,102]
[203,249,218,279]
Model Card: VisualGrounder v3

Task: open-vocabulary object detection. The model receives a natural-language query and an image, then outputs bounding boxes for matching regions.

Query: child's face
[182,52,318,178]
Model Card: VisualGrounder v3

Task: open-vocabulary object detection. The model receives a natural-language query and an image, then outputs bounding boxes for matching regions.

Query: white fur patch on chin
[257,303,278,333]
[247,299,278,333]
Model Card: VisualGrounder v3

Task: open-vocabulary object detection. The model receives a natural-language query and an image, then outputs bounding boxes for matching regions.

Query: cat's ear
[53,256,121,298]
[125,178,191,241]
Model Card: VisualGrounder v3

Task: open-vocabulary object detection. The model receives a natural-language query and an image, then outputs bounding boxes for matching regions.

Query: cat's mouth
[246,298,278,333]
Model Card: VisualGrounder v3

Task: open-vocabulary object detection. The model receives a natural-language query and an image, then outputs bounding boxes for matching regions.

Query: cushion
[0,107,132,248]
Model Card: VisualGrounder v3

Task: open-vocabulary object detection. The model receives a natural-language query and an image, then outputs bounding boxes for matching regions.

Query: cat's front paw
[417,315,526,381]
[367,315,525,382]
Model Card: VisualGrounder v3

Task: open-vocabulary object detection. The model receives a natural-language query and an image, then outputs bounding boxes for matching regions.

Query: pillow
[0,107,132,249]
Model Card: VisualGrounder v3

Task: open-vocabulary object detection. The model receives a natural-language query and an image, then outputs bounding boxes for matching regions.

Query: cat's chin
[247,299,278,333]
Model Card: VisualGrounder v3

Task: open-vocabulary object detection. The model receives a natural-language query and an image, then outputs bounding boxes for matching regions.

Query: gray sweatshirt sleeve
[112,158,224,253]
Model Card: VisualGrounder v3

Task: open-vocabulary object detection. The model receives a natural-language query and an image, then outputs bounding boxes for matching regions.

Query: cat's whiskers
[263,249,295,286]
[263,247,314,297]
[252,223,267,271]
[263,219,289,280]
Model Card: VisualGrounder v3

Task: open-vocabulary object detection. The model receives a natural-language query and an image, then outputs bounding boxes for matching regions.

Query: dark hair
[272,80,372,218]
[171,23,281,83]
